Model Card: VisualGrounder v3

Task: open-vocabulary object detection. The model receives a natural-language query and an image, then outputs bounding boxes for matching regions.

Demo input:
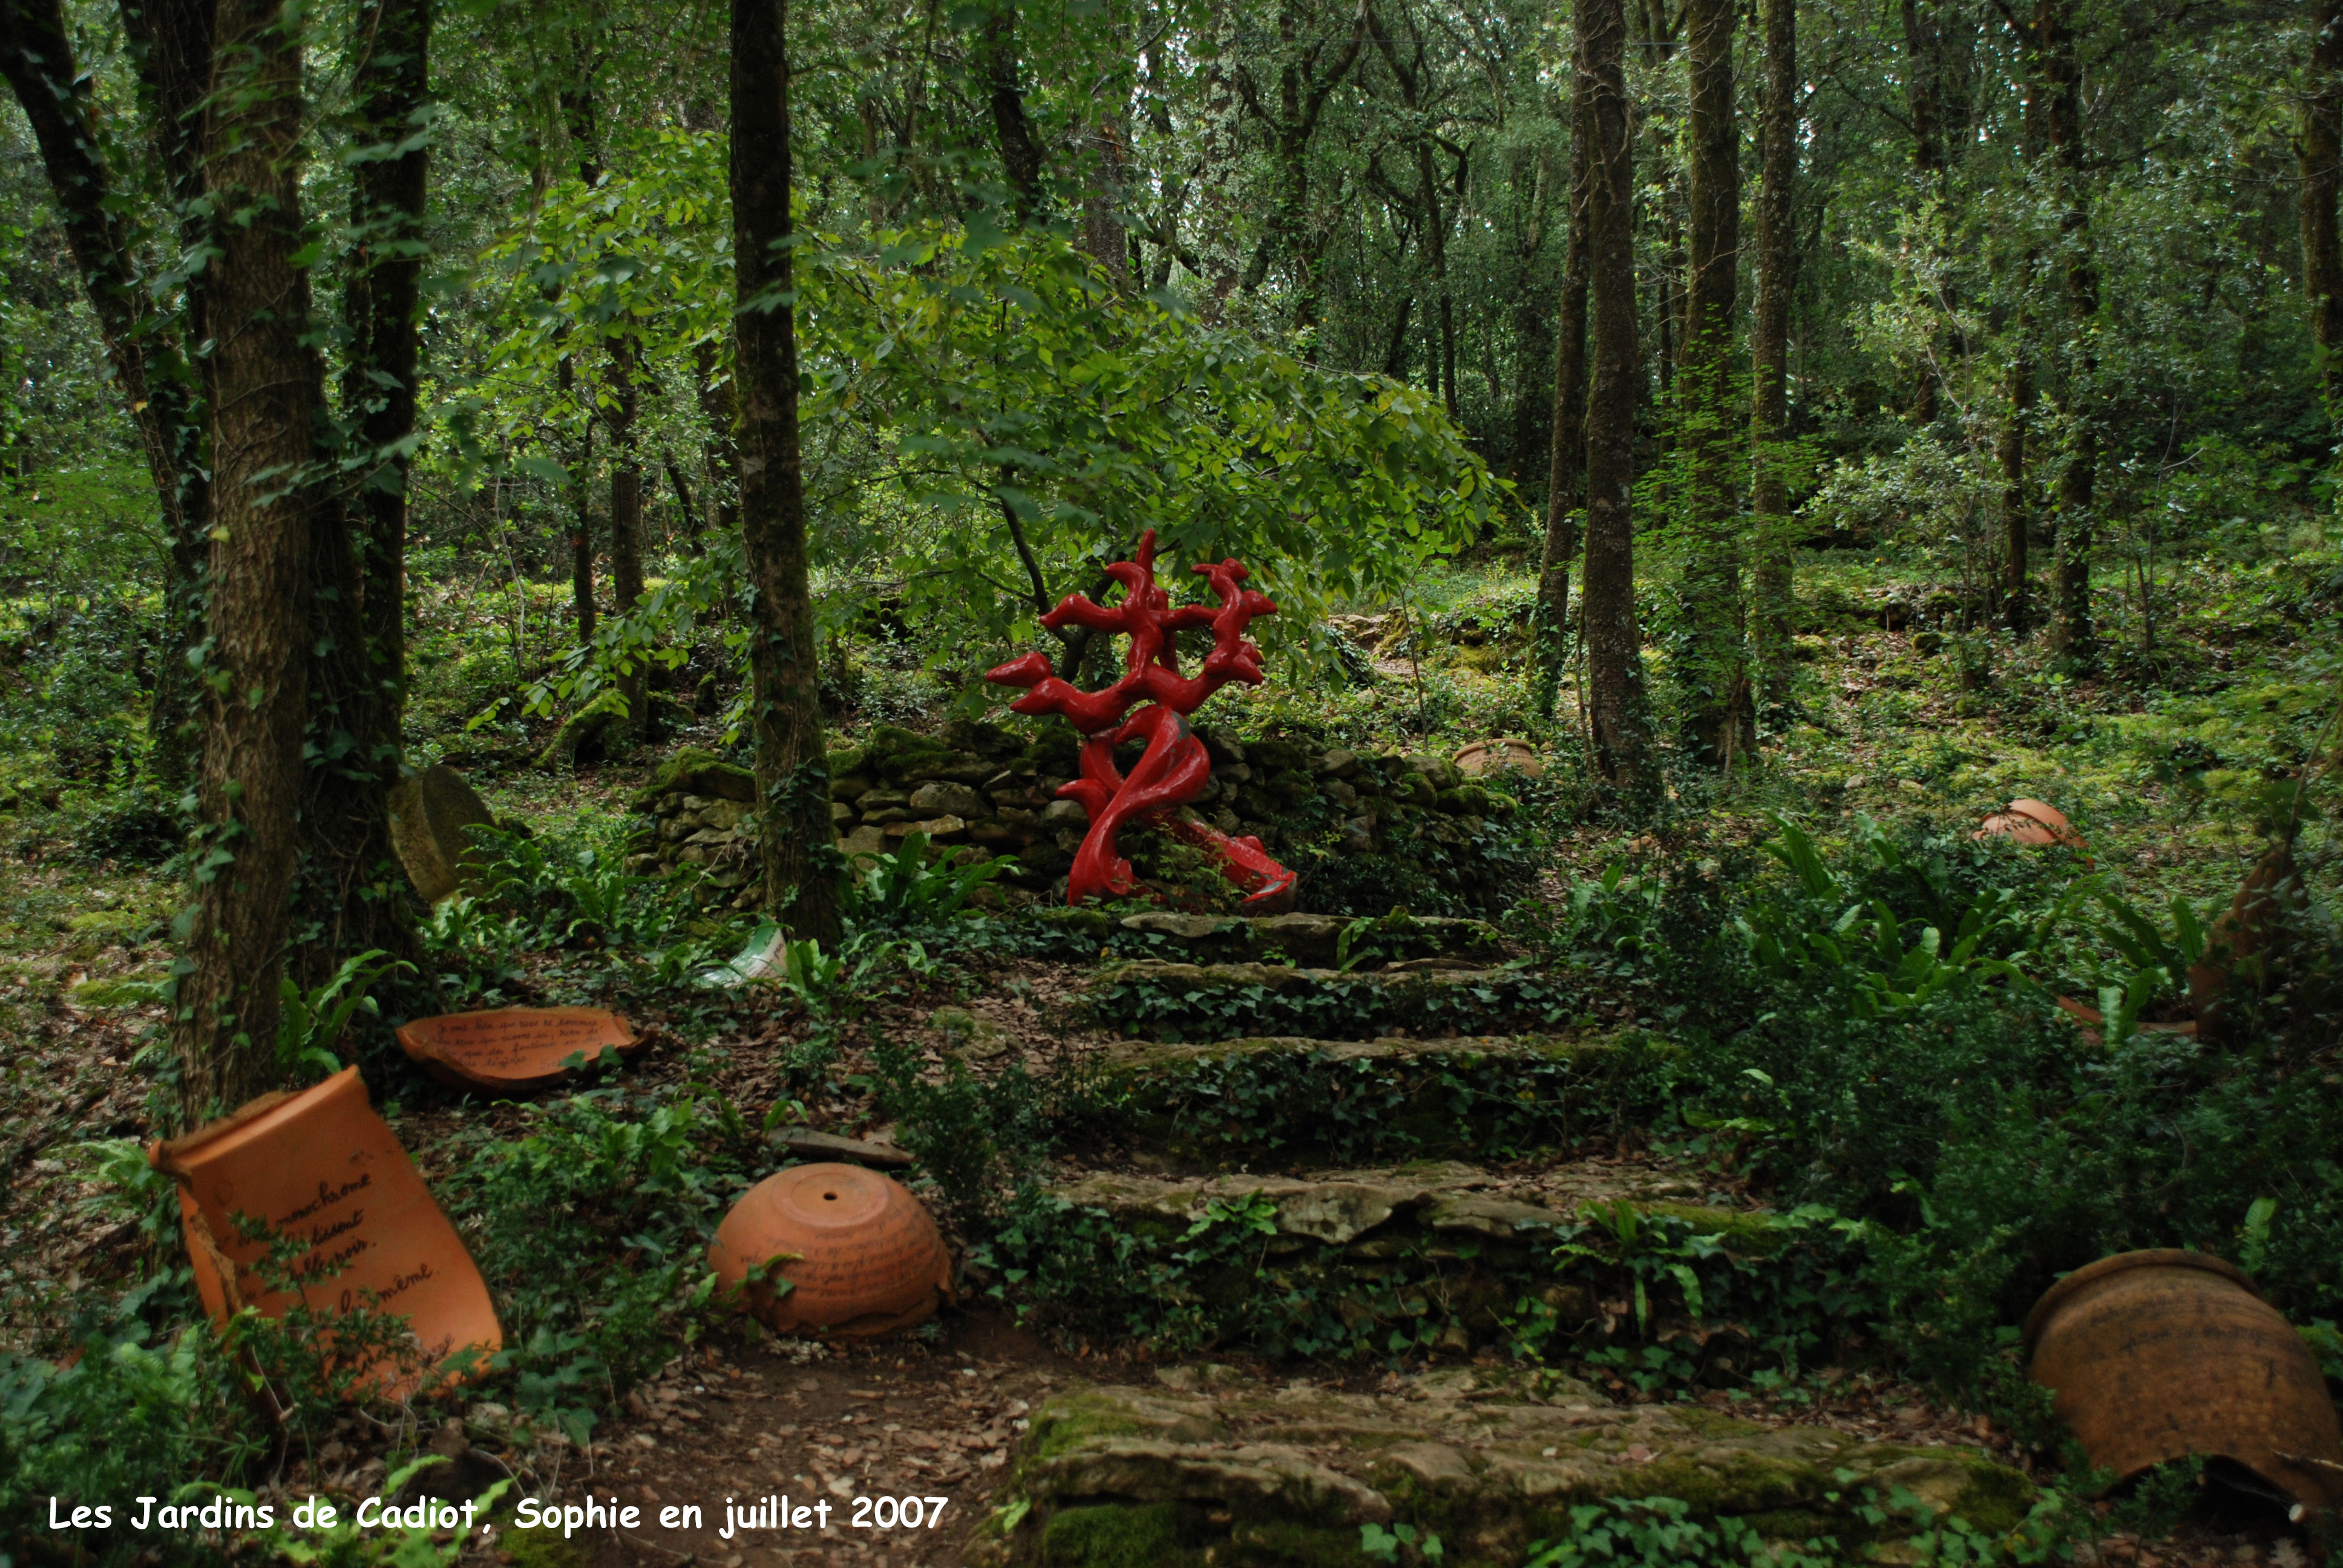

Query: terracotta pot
[1454,737,1544,780]
[1974,797,2086,852]
[2025,1249,2343,1513]
[149,1067,501,1397]
[708,1163,952,1339]
[396,1007,639,1093]
[387,764,497,904]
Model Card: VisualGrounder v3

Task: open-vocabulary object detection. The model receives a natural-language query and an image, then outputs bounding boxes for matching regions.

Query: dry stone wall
[629,719,1525,912]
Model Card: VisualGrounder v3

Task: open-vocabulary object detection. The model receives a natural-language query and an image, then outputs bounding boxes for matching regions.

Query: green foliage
[277,949,410,1083]
[1089,967,1573,1044]
[849,831,1017,926]
[441,1089,759,1441]
[870,1040,1051,1230]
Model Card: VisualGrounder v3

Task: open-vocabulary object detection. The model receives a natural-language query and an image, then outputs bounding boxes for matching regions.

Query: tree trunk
[2037,0,2095,664]
[693,336,741,535]
[1237,0,1367,319]
[608,336,649,732]
[1902,0,1945,422]
[569,410,597,643]
[1579,0,1648,790]
[175,0,324,1119]
[1536,72,1591,714]
[5,0,208,789]
[733,0,843,944]
[1676,0,1746,769]
[341,0,429,736]
[1999,354,2033,631]
[2301,0,2343,415]
[1750,0,1797,701]
[983,1,1045,223]
[284,0,433,999]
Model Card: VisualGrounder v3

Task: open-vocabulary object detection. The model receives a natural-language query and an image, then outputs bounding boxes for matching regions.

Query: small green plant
[851,831,1016,924]
[277,950,411,1082]
[1359,1519,1443,1563]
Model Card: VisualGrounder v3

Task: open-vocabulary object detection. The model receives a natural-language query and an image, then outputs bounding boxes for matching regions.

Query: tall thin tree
[1676,0,1747,768]
[2037,0,2096,664]
[733,0,844,944]
[1535,59,1591,714]
[2301,0,2343,416]
[1579,0,1648,789]
[1749,0,1798,697]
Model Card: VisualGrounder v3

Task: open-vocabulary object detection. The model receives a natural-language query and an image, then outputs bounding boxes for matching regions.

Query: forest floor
[2,550,2337,1566]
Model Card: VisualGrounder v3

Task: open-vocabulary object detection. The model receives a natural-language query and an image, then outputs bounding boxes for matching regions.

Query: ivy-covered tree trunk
[3,0,208,790]
[1675,0,1748,768]
[1749,0,1798,701]
[2301,0,2343,416]
[289,0,434,998]
[1236,0,1368,324]
[1579,0,1648,791]
[175,0,324,1119]
[733,0,843,945]
[1536,65,1591,714]
[342,0,430,736]
[984,0,1046,223]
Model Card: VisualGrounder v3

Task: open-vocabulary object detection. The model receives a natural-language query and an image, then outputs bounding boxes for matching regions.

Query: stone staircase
[948,933,2035,1567]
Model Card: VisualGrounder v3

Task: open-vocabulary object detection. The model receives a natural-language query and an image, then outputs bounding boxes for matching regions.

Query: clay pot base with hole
[2025,1249,2343,1515]
[149,1067,501,1399]
[708,1163,952,1339]
[396,1007,639,1094]
[1454,738,1544,780]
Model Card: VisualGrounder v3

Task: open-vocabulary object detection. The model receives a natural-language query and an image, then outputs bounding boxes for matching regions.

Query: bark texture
[5,0,208,787]
[176,0,321,1116]
[1999,354,2033,631]
[1578,0,1647,789]
[1676,0,1748,768]
[733,0,844,944]
[1536,63,1591,712]
[608,336,649,731]
[2302,0,2343,414]
[2037,0,2095,663]
[984,1,1045,222]
[1749,0,1797,699]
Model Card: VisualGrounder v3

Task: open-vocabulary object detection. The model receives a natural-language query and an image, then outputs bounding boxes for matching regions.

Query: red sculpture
[987,530,1297,910]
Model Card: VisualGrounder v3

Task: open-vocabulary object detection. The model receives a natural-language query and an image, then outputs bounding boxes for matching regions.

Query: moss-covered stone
[984,1376,2034,1568]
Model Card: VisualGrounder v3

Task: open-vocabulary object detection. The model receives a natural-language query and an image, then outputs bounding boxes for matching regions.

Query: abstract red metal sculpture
[986,530,1297,909]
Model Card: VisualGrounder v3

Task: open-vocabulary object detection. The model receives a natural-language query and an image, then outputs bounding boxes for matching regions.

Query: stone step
[980,1159,1781,1368]
[1103,910,1507,969]
[1080,1031,1656,1168]
[1084,959,1570,1043]
[966,1369,2032,1567]
[1045,1161,1750,1253]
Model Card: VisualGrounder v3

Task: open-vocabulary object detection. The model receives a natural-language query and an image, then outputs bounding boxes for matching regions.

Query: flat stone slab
[1091,960,1512,991]
[1049,1161,1737,1252]
[1098,1033,1596,1078]
[1115,912,1505,969]
[772,1128,915,1170]
[969,1373,2032,1567]
[387,764,497,904]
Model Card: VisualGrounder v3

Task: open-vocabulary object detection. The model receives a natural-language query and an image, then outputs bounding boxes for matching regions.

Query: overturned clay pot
[2025,1249,2343,1515]
[149,1067,502,1398]
[708,1163,952,1339]
[1974,797,2087,854]
[1453,737,1544,780]
[396,1007,639,1093]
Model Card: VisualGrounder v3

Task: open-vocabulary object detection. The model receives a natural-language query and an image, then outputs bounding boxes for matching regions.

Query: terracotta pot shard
[387,763,499,905]
[2025,1249,2343,1515]
[708,1163,953,1339]
[148,1067,502,1398]
[396,1007,640,1094]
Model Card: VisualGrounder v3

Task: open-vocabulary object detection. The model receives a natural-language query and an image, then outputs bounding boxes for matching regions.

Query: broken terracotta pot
[149,1067,501,1397]
[2050,994,2197,1046]
[708,1163,952,1339]
[1974,797,2087,852]
[396,1007,639,1093]
[388,764,498,904]
[2188,843,2300,1043]
[1454,737,1544,780]
[2025,1249,2343,1515]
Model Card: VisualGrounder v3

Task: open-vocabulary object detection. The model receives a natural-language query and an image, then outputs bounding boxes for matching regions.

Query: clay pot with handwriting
[709,1163,953,1338]
[148,1067,501,1397]
[396,1007,638,1094]
[1453,737,1544,780]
